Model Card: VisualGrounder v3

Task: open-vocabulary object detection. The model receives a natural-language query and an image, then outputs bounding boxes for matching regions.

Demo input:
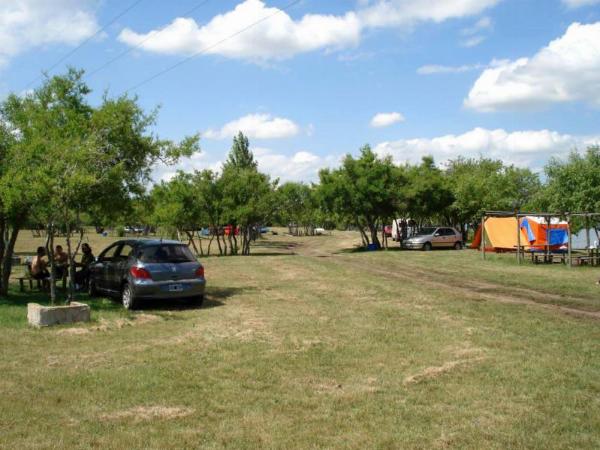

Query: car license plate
[168,284,183,292]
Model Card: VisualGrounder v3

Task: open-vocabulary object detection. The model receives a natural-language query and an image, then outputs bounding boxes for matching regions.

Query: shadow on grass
[1,284,254,313]
[253,240,299,249]
[130,286,255,312]
[334,246,467,255]
[0,287,125,313]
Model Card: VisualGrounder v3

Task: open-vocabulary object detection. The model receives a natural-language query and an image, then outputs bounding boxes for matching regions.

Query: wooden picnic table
[569,249,600,266]
[514,245,567,264]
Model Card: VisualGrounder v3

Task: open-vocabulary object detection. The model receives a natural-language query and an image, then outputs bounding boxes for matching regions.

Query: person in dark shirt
[75,243,95,289]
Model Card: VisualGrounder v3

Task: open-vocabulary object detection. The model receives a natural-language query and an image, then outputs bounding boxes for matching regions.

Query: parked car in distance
[403,227,463,251]
[88,239,205,309]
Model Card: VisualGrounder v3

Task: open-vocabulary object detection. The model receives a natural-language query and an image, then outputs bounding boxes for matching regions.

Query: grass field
[1,230,600,448]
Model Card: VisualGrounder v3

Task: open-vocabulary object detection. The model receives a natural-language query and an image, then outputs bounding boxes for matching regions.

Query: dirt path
[288,233,600,321]
[332,256,600,321]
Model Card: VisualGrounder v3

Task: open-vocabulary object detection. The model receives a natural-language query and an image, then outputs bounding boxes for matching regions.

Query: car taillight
[195,266,205,278]
[130,266,152,279]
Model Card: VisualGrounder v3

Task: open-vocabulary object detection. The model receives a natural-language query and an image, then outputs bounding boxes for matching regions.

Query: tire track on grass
[323,255,600,321]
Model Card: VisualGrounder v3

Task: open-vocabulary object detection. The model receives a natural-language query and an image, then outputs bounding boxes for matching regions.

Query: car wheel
[122,283,138,310]
[88,279,98,297]
[423,242,432,251]
[192,295,204,307]
[454,241,463,250]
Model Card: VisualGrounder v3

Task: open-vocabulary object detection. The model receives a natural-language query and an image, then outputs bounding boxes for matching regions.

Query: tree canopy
[0,68,198,299]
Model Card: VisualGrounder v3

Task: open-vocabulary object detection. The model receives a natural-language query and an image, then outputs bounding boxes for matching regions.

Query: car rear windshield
[137,245,196,263]
[415,227,437,236]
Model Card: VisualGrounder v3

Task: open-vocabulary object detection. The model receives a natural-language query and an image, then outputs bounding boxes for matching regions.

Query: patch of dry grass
[1,230,600,448]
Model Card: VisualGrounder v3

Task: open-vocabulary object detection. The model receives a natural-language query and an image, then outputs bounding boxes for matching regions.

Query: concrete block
[27,302,91,327]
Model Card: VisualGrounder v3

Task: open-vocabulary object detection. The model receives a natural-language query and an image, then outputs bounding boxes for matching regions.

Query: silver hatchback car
[403,227,463,251]
[89,239,206,309]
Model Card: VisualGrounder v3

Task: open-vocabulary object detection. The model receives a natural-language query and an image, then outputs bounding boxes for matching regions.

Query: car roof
[112,239,185,247]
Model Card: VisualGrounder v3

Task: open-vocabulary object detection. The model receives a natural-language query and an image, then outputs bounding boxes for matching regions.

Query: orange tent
[470,217,530,251]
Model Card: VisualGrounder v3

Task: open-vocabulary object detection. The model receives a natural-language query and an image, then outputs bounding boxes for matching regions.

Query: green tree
[405,156,454,227]
[0,69,198,300]
[220,166,277,255]
[445,157,540,234]
[224,132,256,170]
[318,145,404,247]
[192,170,226,255]
[541,147,600,213]
[151,172,205,254]
[277,182,320,236]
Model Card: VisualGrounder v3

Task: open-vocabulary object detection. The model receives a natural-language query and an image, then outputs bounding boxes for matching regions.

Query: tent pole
[546,215,551,263]
[516,211,521,265]
[586,215,591,257]
[481,215,486,260]
[567,214,572,268]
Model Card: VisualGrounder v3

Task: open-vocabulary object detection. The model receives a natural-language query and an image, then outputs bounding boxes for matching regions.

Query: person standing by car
[75,243,94,290]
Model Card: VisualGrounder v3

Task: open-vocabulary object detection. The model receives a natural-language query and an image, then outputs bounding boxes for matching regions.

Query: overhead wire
[123,0,303,94]
[86,0,213,80]
[24,0,145,90]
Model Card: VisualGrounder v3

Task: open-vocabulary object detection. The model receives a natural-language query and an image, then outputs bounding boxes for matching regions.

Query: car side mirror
[434,232,441,237]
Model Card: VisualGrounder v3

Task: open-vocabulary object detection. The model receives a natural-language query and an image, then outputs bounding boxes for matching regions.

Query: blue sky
[1,0,600,182]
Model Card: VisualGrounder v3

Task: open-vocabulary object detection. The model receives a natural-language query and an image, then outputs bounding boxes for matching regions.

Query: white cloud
[204,114,300,140]
[118,0,361,62]
[119,0,502,62]
[461,17,492,36]
[417,63,484,74]
[459,16,492,47]
[359,0,500,28]
[465,22,600,111]
[370,112,405,128]
[461,35,486,47]
[254,148,336,182]
[374,127,600,168]
[153,147,336,183]
[0,0,99,67]
[563,0,600,7]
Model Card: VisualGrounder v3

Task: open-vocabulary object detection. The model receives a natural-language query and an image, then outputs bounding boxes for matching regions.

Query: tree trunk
[0,216,6,295]
[0,224,20,297]
[228,234,234,256]
[245,227,251,255]
[355,218,369,246]
[232,231,238,255]
[46,224,57,305]
[207,234,214,256]
[185,231,202,258]
[368,222,381,248]
[65,222,75,304]
[197,235,204,256]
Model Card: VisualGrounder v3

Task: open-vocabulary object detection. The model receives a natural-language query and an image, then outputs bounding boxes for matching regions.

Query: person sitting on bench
[53,245,69,279]
[31,247,50,280]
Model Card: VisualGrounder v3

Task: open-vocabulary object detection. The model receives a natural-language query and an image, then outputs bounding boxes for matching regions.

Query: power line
[86,0,213,80]
[123,0,302,94]
[24,0,145,90]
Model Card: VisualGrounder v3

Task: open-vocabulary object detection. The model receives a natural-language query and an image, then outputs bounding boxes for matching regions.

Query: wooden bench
[16,264,67,292]
[570,256,597,266]
[17,264,44,292]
